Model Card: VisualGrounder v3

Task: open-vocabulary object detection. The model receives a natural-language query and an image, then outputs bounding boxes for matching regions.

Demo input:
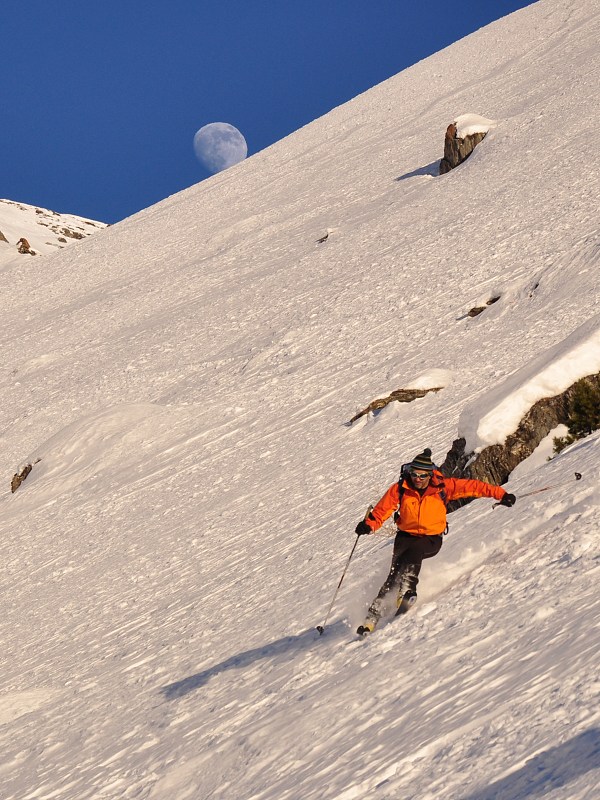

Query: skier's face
[409,469,431,486]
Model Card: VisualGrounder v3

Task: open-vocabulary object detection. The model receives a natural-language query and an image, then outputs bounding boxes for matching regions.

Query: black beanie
[409,448,434,472]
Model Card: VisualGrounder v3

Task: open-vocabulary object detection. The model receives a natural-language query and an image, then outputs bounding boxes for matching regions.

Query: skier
[354,448,516,635]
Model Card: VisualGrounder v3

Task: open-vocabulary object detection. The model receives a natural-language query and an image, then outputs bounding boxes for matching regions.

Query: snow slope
[1,1,599,799]
[0,199,106,269]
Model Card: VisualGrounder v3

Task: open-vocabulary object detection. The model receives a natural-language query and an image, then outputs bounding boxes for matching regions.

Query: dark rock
[17,237,36,255]
[439,123,487,175]
[468,306,486,318]
[59,227,84,240]
[349,387,443,425]
[11,464,33,493]
[468,295,501,317]
[10,457,41,493]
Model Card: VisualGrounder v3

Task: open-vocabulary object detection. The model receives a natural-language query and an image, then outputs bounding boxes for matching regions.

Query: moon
[193,122,248,174]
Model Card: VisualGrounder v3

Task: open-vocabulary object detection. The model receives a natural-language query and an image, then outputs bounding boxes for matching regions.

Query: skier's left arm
[445,478,516,506]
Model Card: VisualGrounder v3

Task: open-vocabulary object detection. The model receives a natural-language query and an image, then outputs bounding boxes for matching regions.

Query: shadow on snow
[461,728,600,800]
[161,620,347,700]
[395,161,440,181]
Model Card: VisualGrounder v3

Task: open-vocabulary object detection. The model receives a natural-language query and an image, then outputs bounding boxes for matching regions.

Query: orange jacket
[366,471,506,536]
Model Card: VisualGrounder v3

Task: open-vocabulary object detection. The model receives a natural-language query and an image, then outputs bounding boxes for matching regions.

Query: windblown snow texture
[1,1,599,798]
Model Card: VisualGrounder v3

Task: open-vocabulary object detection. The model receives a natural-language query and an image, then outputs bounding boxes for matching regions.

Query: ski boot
[356,597,383,636]
[356,618,377,637]
[395,590,417,616]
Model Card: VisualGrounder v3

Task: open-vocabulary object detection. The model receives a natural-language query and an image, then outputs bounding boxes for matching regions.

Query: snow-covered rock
[439,113,496,174]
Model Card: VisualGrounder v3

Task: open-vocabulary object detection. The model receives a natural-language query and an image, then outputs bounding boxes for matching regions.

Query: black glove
[355,520,372,536]
[499,493,516,507]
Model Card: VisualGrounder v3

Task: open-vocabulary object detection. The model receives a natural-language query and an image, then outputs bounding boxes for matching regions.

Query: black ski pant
[369,530,443,614]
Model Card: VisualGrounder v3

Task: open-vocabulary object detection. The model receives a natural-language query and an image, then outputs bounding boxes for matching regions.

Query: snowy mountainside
[1,1,599,799]
[0,198,106,269]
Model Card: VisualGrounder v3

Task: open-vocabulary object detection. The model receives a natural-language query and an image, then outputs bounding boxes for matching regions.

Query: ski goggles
[408,469,432,480]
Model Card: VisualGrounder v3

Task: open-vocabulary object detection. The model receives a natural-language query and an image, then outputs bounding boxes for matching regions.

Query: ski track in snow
[1,1,600,798]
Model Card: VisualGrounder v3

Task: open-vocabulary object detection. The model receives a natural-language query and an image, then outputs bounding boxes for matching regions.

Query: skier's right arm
[355,483,399,535]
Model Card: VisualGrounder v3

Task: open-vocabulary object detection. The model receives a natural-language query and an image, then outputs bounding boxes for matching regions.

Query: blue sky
[4,1,534,224]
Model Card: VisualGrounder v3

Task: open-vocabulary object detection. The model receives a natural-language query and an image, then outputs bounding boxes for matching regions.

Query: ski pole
[316,505,373,635]
[493,472,582,507]
[518,471,582,498]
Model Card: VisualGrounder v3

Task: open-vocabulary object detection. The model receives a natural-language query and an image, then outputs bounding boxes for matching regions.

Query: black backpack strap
[432,471,450,534]
[393,474,407,523]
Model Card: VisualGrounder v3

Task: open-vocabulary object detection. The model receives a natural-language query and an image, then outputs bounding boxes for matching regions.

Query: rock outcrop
[0,199,106,269]
[348,387,442,425]
[439,122,488,175]
[10,458,41,493]
[17,237,36,255]
[468,295,501,318]
[11,463,33,493]
[440,373,600,501]
[438,115,495,175]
